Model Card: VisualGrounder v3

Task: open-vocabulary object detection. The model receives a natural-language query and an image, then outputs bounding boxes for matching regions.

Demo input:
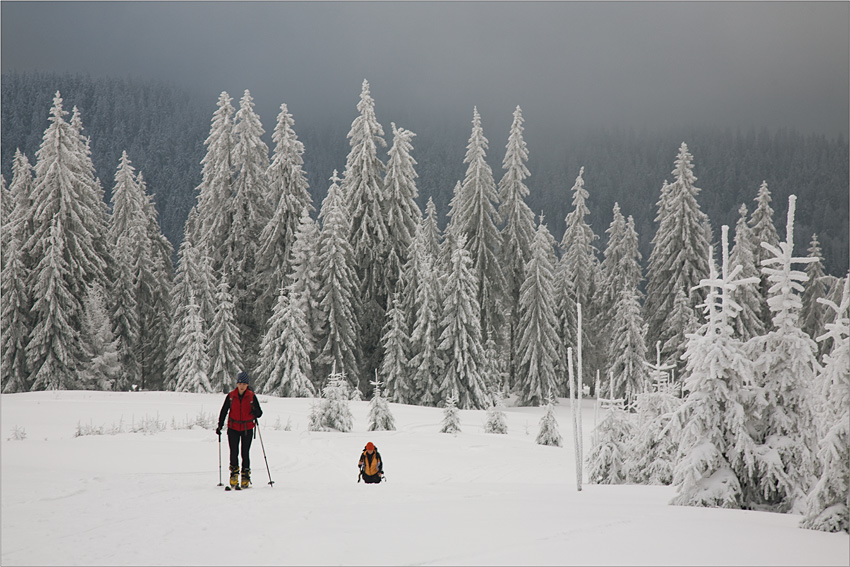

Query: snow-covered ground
[1,390,847,566]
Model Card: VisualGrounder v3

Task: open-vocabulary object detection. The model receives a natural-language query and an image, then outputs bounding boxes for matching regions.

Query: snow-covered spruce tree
[194,91,235,273]
[80,283,120,391]
[110,234,140,390]
[626,385,682,485]
[383,122,421,298]
[66,104,113,296]
[484,389,509,434]
[449,107,506,348]
[1,150,34,392]
[422,197,443,266]
[287,209,323,355]
[729,204,765,341]
[438,233,490,410]
[174,290,213,393]
[440,389,461,434]
[25,94,104,390]
[557,166,601,392]
[660,287,698,385]
[315,171,361,392]
[818,275,847,356]
[406,244,445,406]
[644,143,711,366]
[536,391,563,447]
[746,195,820,513]
[380,292,411,403]
[598,204,640,325]
[257,103,313,326]
[139,175,174,390]
[608,286,650,407]
[497,105,536,389]
[257,286,315,398]
[341,80,389,393]
[367,376,396,432]
[801,277,849,533]
[748,181,781,328]
[516,220,560,406]
[225,90,271,370]
[800,233,829,343]
[668,226,759,508]
[587,397,634,483]
[308,365,354,432]
[208,277,243,393]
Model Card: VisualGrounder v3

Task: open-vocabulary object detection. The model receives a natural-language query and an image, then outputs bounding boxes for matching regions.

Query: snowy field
[1,390,847,566]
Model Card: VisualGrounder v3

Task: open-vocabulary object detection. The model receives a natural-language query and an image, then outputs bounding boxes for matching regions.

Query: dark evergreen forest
[3,71,847,275]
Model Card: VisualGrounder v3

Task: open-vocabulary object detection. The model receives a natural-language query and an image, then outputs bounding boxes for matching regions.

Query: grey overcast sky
[2,1,848,140]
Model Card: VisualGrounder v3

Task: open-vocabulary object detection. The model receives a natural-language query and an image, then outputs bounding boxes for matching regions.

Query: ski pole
[217,431,223,487]
[255,419,275,487]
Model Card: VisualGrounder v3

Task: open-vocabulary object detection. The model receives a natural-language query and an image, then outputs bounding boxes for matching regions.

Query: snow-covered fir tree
[660,287,698,383]
[669,226,759,509]
[308,364,354,432]
[380,292,411,403]
[257,286,315,398]
[448,107,506,348]
[483,389,509,434]
[801,277,849,533]
[516,220,560,406]
[438,234,490,409]
[644,143,712,365]
[608,286,649,407]
[80,283,120,391]
[341,80,389,392]
[557,166,601,391]
[25,94,106,390]
[138,175,174,390]
[406,244,444,406]
[382,122,421,298]
[536,391,563,447]
[165,222,217,390]
[257,103,313,325]
[626,384,682,485]
[194,91,235,272]
[174,290,212,393]
[315,171,361,392]
[286,208,323,354]
[110,234,141,390]
[208,277,243,393]
[440,389,462,434]
[748,181,781,327]
[1,150,34,392]
[367,376,396,432]
[587,395,633,483]
[497,105,536,389]
[225,90,271,369]
[747,195,820,513]
[729,204,766,341]
[800,233,829,343]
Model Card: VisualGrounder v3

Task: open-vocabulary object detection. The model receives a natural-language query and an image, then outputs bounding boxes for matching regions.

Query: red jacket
[219,389,262,432]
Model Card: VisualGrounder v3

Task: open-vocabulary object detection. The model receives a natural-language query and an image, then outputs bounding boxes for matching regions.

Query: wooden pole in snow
[568,346,581,492]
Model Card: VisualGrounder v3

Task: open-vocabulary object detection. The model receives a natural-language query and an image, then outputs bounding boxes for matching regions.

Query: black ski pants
[362,473,382,484]
[227,428,253,470]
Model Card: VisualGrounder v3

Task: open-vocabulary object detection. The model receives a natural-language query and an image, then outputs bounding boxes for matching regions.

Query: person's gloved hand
[215,427,221,436]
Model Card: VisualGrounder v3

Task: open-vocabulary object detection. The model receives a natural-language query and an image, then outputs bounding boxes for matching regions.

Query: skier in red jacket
[217,371,263,489]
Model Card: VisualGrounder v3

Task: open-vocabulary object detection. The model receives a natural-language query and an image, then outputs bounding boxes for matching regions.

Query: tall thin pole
[568,347,581,492]
[577,302,584,486]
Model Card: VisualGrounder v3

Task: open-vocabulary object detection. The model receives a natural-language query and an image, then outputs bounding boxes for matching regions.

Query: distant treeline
[3,71,847,275]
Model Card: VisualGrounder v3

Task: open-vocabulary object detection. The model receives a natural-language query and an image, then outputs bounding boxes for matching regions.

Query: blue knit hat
[237,371,250,384]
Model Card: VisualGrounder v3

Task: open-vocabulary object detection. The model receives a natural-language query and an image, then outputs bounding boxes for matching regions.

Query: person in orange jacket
[358,442,384,484]
[216,371,263,489]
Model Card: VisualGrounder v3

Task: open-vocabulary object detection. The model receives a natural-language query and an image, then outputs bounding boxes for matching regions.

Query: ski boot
[241,467,251,489]
[229,466,239,490]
